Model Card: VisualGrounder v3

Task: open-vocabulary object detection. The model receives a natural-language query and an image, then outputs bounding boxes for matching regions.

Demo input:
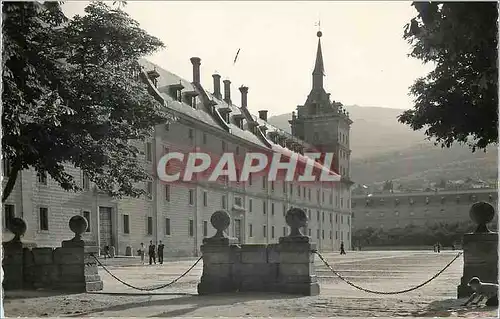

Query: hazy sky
[63,1,434,116]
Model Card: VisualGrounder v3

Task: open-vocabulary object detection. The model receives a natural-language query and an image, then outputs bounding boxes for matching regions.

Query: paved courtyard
[3,251,498,317]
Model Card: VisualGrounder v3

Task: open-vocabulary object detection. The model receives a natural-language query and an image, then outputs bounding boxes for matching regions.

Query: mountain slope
[267,105,498,186]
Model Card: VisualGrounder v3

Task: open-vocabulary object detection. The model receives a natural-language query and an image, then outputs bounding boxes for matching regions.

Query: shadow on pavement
[3,289,81,300]
[68,292,298,317]
[414,298,498,317]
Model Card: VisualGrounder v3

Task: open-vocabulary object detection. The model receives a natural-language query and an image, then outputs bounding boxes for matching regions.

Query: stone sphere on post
[7,217,27,242]
[285,207,308,237]
[69,215,88,241]
[210,210,230,238]
[469,201,496,233]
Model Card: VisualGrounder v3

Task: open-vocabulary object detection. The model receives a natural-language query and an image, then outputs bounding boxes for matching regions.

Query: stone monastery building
[2,31,353,257]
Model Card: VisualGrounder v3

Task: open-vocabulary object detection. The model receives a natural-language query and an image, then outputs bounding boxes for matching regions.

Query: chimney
[239,86,248,108]
[212,74,221,99]
[223,79,231,104]
[258,110,268,122]
[190,57,201,84]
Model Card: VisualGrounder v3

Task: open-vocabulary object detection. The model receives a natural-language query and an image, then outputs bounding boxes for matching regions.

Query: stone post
[277,208,320,296]
[2,218,27,290]
[197,210,239,295]
[457,202,498,298]
[58,215,103,292]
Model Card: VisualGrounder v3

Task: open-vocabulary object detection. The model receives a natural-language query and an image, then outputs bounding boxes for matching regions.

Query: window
[271,202,275,215]
[2,158,11,177]
[203,221,208,237]
[39,207,49,231]
[263,225,267,238]
[83,211,91,232]
[308,209,311,220]
[165,218,171,235]
[189,219,194,237]
[303,187,306,198]
[317,211,320,221]
[308,189,311,201]
[335,214,339,223]
[37,171,47,185]
[263,200,266,214]
[222,195,227,209]
[329,230,332,239]
[262,176,267,189]
[147,217,153,235]
[271,226,275,238]
[322,229,325,239]
[249,224,253,237]
[329,194,333,204]
[234,196,242,207]
[290,185,293,196]
[336,231,338,240]
[189,129,194,140]
[317,229,320,239]
[283,182,286,194]
[283,226,286,236]
[165,185,170,201]
[123,215,130,234]
[308,229,312,236]
[341,198,344,207]
[322,192,325,203]
[298,187,301,197]
[330,213,333,224]
[249,199,253,212]
[249,173,252,185]
[322,212,325,223]
[317,190,320,202]
[146,142,152,161]
[283,204,287,216]
[347,216,350,225]
[189,189,194,205]
[235,168,240,182]
[4,204,14,229]
[83,172,90,190]
[341,215,344,224]
[146,181,153,199]
[271,181,275,191]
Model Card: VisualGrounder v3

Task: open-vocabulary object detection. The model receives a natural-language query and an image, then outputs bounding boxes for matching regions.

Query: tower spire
[312,28,324,89]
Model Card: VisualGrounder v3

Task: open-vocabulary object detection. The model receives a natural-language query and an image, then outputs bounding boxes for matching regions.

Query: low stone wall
[2,216,103,292]
[198,209,319,296]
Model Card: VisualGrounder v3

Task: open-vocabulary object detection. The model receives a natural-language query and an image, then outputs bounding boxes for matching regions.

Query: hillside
[267,105,498,186]
[267,105,426,159]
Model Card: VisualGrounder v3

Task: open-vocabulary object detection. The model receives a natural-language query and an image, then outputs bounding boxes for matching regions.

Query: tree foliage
[399,2,498,152]
[2,2,175,202]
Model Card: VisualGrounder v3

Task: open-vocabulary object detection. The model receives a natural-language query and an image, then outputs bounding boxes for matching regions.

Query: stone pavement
[3,251,498,317]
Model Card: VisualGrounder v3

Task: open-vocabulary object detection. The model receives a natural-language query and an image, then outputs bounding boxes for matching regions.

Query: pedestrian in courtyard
[158,240,165,264]
[139,243,145,265]
[433,244,437,252]
[437,242,441,253]
[149,240,156,265]
[340,241,346,255]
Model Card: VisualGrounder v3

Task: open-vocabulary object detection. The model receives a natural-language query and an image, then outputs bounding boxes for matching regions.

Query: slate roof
[138,59,340,178]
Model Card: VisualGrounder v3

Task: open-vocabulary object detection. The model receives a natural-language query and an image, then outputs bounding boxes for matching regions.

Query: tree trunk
[2,158,22,203]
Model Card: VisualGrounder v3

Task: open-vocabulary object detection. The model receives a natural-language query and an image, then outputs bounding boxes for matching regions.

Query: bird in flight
[233,48,241,65]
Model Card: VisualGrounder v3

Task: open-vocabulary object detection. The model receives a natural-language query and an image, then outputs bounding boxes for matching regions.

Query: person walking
[138,243,145,265]
[157,240,165,264]
[437,242,441,253]
[340,241,346,255]
[148,240,156,265]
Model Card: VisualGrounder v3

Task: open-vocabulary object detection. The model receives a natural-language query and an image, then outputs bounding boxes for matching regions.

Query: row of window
[3,204,73,232]
[358,194,495,207]
[162,184,346,209]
